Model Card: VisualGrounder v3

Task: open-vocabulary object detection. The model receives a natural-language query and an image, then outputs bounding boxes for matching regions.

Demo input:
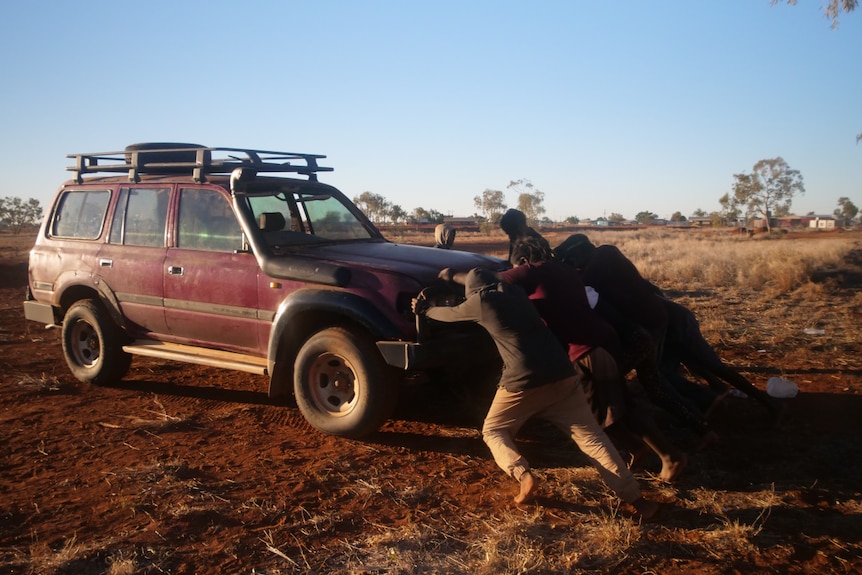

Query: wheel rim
[70,319,101,368]
[308,352,358,416]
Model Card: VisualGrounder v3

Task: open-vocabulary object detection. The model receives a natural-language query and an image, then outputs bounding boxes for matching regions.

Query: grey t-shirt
[426,271,574,392]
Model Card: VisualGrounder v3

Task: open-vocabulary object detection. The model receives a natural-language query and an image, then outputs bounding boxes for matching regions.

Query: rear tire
[294,327,398,438]
[61,300,132,385]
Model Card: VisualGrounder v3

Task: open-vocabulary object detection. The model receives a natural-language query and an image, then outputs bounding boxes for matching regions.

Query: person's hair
[510,237,553,265]
[553,234,595,269]
[499,209,527,237]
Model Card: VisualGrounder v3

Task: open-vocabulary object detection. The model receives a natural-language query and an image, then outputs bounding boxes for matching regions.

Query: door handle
[99,258,113,268]
[167,265,184,276]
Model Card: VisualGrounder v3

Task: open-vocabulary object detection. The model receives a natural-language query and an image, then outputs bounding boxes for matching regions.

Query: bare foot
[514,471,538,505]
[632,497,661,520]
[659,454,688,482]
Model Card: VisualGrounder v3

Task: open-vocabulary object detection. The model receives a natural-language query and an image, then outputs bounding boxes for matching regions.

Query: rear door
[163,186,264,354]
[96,186,170,336]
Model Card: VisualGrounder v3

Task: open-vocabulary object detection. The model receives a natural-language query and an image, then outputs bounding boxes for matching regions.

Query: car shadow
[106,378,283,407]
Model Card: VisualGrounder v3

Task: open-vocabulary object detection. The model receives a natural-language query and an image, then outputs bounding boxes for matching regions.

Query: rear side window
[50,189,110,239]
[109,187,170,247]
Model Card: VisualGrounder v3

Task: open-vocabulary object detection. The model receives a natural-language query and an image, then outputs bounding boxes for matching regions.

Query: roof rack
[67,145,333,184]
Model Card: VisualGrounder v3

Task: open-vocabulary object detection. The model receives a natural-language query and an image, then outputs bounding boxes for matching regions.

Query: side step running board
[122,340,268,375]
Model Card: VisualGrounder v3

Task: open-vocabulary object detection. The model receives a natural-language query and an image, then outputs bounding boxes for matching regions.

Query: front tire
[61,299,132,385]
[294,326,398,438]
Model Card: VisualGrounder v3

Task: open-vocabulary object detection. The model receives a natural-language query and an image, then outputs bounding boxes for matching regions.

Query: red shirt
[500,261,617,361]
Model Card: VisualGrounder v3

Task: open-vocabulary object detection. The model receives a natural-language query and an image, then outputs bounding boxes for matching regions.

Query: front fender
[266,288,405,397]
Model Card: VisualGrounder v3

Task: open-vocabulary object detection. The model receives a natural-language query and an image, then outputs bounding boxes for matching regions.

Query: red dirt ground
[1,234,861,574]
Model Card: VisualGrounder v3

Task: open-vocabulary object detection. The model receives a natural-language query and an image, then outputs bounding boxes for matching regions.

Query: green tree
[670,211,687,222]
[564,215,580,225]
[409,207,431,224]
[635,211,659,224]
[835,197,859,222]
[507,179,545,227]
[408,207,445,224]
[608,212,625,223]
[353,192,390,224]
[730,157,805,233]
[0,196,43,234]
[388,204,407,224]
[718,192,741,222]
[692,208,707,218]
[473,189,507,224]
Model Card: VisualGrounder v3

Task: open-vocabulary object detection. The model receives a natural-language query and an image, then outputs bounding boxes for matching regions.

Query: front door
[163,187,264,354]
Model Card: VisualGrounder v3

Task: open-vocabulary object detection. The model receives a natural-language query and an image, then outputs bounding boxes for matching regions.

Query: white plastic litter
[767,376,799,399]
[803,328,826,335]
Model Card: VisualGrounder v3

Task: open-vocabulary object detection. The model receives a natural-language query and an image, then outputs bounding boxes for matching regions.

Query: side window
[177,188,242,252]
[109,187,170,247]
[50,189,111,239]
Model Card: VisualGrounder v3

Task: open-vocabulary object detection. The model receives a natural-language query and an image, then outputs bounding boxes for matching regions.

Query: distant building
[443,216,483,226]
[809,216,837,229]
[775,216,806,229]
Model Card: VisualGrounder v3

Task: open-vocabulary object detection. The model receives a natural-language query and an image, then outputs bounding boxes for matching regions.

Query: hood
[262,240,507,287]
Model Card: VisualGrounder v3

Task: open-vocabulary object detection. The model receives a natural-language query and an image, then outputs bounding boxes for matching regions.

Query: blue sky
[1,1,859,222]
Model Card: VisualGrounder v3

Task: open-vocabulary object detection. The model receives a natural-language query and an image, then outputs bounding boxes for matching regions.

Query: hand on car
[411,297,429,315]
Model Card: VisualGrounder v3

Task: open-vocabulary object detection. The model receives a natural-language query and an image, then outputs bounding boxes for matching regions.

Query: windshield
[244,185,378,248]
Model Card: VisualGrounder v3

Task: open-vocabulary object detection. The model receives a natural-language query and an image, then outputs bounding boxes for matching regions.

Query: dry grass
[581,228,853,297]
[5,229,862,574]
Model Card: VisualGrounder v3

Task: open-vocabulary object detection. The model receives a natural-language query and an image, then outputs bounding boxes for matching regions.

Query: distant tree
[353,192,390,224]
[718,192,742,223]
[692,208,707,218]
[428,209,447,224]
[771,0,857,28]
[507,179,545,227]
[670,211,687,222]
[708,211,724,227]
[773,204,791,217]
[0,197,43,234]
[409,207,431,224]
[564,215,580,225]
[635,211,659,224]
[388,204,407,224]
[473,189,507,224]
[835,197,859,222]
[729,157,805,233]
[608,212,625,223]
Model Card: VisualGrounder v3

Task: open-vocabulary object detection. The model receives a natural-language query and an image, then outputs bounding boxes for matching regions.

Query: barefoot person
[413,268,659,517]
[500,238,688,482]
[555,234,717,450]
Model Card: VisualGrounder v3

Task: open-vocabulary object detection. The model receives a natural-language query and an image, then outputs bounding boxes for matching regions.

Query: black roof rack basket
[67,144,333,184]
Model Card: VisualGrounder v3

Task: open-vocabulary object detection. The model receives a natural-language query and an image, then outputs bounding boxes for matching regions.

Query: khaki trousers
[482,375,642,504]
